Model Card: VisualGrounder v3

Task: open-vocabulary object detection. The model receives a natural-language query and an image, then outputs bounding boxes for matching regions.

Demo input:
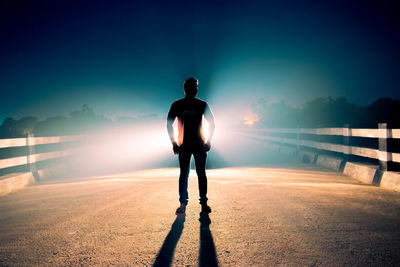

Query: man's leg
[178,150,191,206]
[193,150,208,206]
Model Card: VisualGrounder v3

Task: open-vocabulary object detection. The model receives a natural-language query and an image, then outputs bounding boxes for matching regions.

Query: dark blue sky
[1,0,399,121]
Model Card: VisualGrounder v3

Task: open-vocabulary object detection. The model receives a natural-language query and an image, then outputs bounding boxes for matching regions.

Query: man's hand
[203,142,211,152]
[172,142,180,155]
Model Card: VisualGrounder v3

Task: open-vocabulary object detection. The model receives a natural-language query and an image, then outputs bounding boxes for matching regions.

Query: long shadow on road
[199,212,219,267]
[153,212,219,267]
[153,214,185,267]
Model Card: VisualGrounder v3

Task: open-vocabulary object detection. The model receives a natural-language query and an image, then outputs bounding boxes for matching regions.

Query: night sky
[1,0,400,121]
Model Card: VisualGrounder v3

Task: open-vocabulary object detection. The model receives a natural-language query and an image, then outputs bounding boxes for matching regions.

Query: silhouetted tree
[2,117,16,127]
[34,116,70,136]
[366,98,400,127]
[0,116,38,137]
[299,97,358,127]
[0,117,17,137]
[14,116,38,135]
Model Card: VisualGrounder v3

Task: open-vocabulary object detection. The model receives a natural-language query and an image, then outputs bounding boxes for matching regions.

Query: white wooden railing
[0,134,81,176]
[238,123,400,170]
[1,123,399,177]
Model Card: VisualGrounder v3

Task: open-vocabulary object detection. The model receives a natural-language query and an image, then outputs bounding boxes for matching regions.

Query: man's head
[184,77,198,98]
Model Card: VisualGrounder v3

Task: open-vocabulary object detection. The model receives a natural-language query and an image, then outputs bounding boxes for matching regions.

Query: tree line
[1,104,161,138]
[0,104,162,138]
[0,104,111,138]
[252,97,400,128]
[1,97,399,138]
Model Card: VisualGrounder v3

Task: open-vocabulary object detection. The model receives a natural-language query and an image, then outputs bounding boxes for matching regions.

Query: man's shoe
[176,204,186,214]
[201,204,212,213]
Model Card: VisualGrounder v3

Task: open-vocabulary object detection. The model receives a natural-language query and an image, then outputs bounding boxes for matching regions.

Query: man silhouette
[167,77,215,214]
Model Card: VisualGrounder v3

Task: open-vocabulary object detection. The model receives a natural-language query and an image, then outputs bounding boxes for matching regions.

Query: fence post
[296,126,300,154]
[343,124,350,161]
[339,124,351,172]
[26,132,39,181]
[378,123,392,171]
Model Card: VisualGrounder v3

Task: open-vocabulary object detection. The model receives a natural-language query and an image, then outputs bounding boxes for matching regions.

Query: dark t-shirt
[167,97,212,151]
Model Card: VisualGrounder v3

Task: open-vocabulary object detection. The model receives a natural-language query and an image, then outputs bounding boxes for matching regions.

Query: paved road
[0,165,400,266]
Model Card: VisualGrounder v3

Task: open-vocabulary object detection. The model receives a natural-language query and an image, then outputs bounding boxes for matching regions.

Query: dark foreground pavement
[0,165,400,266]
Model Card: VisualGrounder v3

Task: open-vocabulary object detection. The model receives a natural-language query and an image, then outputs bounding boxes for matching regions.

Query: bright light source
[71,121,172,174]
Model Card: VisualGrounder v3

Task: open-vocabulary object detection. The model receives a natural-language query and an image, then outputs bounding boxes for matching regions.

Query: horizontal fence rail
[1,124,399,179]
[0,135,81,173]
[247,127,400,139]
[239,123,400,171]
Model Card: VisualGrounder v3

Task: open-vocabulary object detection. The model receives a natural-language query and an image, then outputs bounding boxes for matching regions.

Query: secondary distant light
[243,112,259,127]
[244,120,255,126]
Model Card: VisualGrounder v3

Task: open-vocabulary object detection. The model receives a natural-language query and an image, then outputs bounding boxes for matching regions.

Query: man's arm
[166,116,176,144]
[204,104,215,151]
[167,103,180,154]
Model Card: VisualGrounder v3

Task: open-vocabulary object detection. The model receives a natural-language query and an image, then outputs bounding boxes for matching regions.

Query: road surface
[0,165,400,266]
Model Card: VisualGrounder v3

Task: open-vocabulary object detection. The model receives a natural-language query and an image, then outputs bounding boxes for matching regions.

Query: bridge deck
[0,166,399,265]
